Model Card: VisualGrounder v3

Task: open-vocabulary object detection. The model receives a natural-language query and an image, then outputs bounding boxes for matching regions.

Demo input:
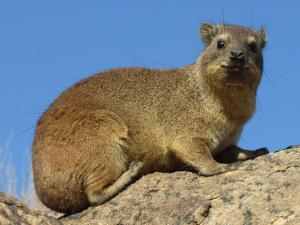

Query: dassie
[32,22,268,214]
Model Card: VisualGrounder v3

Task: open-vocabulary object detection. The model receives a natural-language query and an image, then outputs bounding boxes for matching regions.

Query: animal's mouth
[220,64,250,71]
[218,63,250,87]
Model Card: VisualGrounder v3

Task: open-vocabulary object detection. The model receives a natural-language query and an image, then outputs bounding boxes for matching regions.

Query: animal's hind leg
[72,109,143,207]
[86,161,143,206]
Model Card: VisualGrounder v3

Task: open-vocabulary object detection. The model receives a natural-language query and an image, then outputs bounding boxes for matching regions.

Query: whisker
[17,126,35,137]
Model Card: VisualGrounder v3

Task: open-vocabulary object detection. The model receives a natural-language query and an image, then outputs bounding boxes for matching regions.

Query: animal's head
[198,22,266,90]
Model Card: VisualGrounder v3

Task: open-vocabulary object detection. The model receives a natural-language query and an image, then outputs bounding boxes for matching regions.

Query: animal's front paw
[254,147,269,156]
[197,163,240,177]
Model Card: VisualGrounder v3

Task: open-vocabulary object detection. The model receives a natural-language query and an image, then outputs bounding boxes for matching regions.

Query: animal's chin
[225,76,248,88]
[225,81,245,88]
[220,66,250,88]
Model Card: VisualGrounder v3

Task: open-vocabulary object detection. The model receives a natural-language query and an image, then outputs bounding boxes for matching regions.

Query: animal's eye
[217,40,225,49]
[248,42,257,52]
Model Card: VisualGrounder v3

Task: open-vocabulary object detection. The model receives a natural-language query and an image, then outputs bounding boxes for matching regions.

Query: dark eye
[248,42,257,52]
[217,40,225,49]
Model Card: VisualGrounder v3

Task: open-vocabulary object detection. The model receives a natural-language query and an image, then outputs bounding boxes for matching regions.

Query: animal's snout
[230,50,245,65]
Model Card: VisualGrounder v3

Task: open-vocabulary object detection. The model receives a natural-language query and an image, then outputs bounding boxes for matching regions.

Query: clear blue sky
[1,1,299,197]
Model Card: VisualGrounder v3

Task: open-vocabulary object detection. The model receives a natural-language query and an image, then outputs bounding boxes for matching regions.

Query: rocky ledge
[1,146,299,225]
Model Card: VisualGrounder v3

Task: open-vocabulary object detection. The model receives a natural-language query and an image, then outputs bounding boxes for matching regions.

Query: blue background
[0,1,299,197]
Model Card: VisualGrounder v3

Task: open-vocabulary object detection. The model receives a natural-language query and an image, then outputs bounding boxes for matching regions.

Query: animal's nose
[230,50,245,62]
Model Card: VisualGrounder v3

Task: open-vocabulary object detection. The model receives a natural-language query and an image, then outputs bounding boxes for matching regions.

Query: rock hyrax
[32,22,269,214]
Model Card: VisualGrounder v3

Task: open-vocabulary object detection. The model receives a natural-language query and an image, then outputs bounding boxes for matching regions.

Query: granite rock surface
[1,147,299,225]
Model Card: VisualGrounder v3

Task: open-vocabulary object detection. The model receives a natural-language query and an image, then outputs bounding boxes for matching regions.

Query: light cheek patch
[207,63,223,75]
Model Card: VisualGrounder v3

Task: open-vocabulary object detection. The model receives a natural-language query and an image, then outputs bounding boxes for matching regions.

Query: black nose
[230,50,245,63]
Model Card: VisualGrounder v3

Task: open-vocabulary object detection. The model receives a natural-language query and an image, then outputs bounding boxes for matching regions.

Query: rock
[0,193,61,225]
[1,147,300,225]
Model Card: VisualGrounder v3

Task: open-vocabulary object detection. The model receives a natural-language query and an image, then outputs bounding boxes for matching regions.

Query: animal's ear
[257,27,267,49]
[200,22,218,46]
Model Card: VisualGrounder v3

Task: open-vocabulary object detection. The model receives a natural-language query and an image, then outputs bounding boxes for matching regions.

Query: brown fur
[32,22,268,214]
